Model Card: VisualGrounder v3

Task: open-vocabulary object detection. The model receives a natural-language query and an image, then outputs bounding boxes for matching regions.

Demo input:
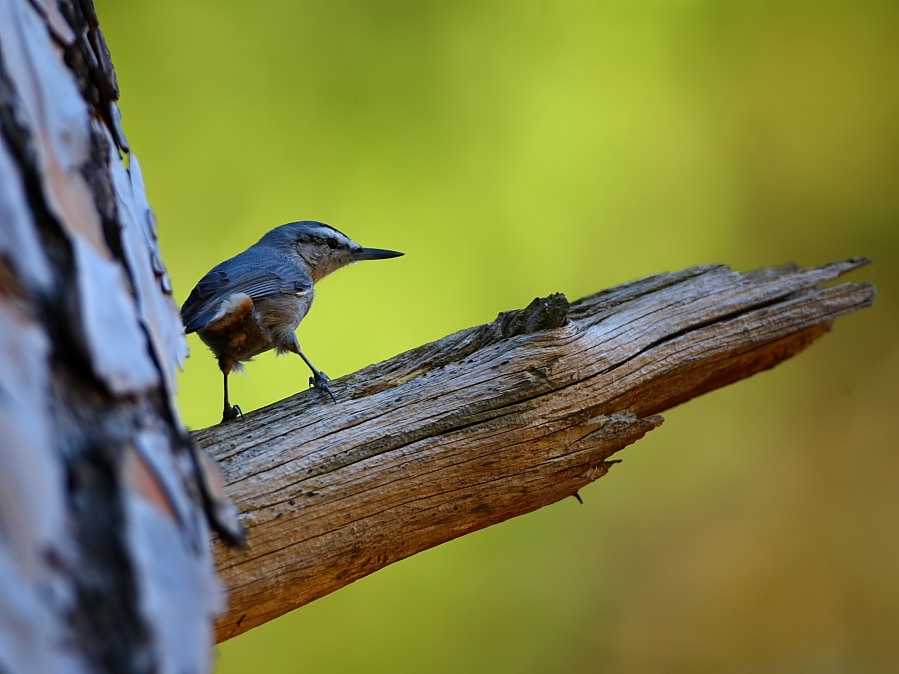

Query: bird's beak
[354,247,404,261]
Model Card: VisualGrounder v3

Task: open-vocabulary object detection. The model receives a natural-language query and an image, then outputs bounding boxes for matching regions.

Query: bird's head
[258,221,403,283]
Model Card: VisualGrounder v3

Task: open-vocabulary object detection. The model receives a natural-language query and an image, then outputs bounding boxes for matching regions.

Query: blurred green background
[97,0,897,671]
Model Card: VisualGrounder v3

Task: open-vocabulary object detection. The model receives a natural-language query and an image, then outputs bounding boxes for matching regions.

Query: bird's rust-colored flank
[199,293,255,374]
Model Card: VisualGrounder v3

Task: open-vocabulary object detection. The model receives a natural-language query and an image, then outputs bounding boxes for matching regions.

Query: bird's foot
[222,404,243,422]
[308,371,336,402]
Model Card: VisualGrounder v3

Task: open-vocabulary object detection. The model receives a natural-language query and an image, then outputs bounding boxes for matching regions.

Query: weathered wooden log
[194,259,874,641]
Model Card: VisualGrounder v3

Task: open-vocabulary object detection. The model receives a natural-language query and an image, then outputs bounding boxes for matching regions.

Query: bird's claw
[308,371,336,402]
[222,404,243,422]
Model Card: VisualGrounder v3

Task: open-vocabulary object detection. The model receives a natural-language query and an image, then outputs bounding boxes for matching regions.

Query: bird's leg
[221,370,243,422]
[281,337,336,402]
[297,349,336,402]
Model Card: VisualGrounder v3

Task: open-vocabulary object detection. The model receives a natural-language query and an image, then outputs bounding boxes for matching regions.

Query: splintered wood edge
[193,259,874,641]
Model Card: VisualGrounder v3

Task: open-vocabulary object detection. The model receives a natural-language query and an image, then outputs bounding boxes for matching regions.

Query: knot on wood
[495,293,569,338]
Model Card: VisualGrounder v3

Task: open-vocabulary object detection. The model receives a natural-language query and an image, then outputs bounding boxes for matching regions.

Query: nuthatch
[180,221,403,422]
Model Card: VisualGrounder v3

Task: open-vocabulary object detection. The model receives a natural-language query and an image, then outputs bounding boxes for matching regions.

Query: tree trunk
[0,1,235,672]
[199,259,874,642]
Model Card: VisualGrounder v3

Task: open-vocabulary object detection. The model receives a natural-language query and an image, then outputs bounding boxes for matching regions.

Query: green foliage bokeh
[97,1,898,671]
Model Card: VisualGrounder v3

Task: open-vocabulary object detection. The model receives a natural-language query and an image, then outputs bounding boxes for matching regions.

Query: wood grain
[194,260,875,641]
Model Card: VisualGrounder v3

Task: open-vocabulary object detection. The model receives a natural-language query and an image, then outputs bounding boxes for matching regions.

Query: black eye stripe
[295,233,340,248]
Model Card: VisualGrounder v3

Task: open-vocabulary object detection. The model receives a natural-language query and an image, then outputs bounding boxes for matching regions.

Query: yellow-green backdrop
[97,1,897,671]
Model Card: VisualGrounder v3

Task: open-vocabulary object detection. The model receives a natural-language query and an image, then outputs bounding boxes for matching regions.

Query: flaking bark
[0,2,224,672]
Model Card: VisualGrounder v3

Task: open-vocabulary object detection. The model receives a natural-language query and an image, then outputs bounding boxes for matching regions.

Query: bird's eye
[326,237,339,249]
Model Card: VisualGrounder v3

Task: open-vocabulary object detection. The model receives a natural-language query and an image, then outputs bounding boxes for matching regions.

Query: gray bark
[0,1,229,672]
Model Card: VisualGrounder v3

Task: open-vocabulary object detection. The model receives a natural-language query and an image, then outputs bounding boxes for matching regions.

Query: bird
[180,221,403,422]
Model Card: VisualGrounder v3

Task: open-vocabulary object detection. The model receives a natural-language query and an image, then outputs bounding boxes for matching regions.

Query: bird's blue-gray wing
[180,250,312,333]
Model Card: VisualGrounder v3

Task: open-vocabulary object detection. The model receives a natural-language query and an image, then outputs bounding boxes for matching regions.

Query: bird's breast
[254,294,312,335]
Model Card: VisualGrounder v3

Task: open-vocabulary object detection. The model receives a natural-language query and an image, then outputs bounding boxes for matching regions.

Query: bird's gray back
[180,245,313,333]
